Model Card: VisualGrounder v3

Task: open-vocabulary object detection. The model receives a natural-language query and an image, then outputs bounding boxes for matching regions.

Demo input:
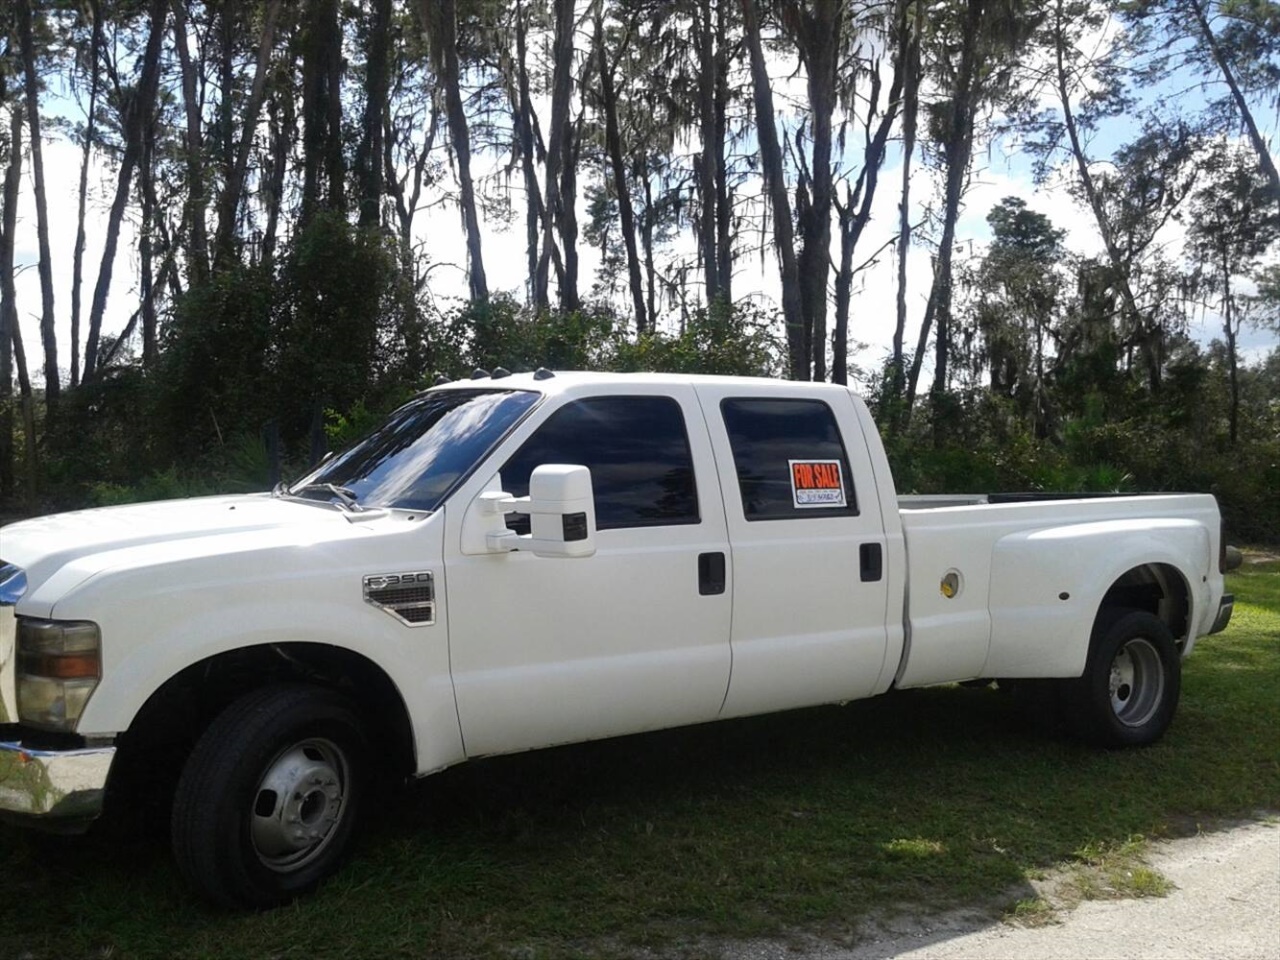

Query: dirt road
[713,818,1279,960]
[852,819,1279,959]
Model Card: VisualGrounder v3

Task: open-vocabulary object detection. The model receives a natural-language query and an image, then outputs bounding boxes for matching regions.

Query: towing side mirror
[475,464,597,559]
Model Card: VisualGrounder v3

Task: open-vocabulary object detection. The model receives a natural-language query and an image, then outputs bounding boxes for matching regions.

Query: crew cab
[0,371,1234,906]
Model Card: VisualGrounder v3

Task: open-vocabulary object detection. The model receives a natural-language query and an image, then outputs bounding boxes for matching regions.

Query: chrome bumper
[0,581,115,829]
[0,738,116,828]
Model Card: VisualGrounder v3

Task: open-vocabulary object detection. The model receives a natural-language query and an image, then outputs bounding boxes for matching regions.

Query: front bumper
[0,737,116,830]
[1,589,115,830]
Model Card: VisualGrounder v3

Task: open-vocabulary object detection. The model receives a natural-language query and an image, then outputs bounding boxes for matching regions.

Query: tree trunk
[832,31,906,387]
[1056,9,1139,276]
[796,3,842,382]
[213,0,282,261]
[832,187,856,387]
[513,1,541,300]
[140,119,159,368]
[170,0,209,286]
[742,0,806,379]
[70,0,103,389]
[559,120,581,313]
[17,0,60,407]
[324,0,345,214]
[301,0,344,222]
[11,321,38,506]
[1,102,22,500]
[1051,0,1158,391]
[219,0,239,181]
[357,0,391,227]
[535,0,576,312]
[431,0,488,300]
[927,0,983,401]
[596,11,646,333]
[713,0,733,299]
[1185,0,1280,196]
[100,254,176,372]
[386,108,438,280]
[3,99,36,505]
[1222,249,1239,444]
[262,90,293,267]
[641,166,658,330]
[84,0,167,382]
[905,270,935,406]
[890,0,921,413]
[696,0,722,304]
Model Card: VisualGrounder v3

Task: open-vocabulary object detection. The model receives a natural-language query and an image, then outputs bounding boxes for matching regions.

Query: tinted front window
[292,389,539,511]
[720,398,858,520]
[500,396,699,530]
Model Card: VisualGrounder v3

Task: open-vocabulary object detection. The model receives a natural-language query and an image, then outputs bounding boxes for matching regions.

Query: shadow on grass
[4,657,1276,960]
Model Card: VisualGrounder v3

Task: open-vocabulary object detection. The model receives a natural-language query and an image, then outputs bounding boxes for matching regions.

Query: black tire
[171,684,368,908]
[1067,609,1181,747]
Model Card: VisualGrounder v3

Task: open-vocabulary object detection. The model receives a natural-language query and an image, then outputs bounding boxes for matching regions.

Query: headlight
[16,618,102,732]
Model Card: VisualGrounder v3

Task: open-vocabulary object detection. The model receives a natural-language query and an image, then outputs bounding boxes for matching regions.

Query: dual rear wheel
[1068,609,1181,747]
[1008,609,1181,747]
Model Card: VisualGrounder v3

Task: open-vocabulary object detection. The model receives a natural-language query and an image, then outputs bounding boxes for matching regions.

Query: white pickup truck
[0,372,1234,906]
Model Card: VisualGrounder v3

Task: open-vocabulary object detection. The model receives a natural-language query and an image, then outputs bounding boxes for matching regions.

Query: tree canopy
[1,0,1277,539]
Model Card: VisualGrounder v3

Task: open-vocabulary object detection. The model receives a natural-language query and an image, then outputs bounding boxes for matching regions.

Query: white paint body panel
[692,382,897,719]
[2,498,465,775]
[444,382,732,756]
[0,372,1228,780]
[896,495,1224,687]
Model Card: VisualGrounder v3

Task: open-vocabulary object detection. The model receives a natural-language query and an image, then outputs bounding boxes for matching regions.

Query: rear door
[695,385,892,718]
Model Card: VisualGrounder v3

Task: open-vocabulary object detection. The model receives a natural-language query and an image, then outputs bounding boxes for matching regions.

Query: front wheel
[171,684,368,907]
[1067,610,1181,747]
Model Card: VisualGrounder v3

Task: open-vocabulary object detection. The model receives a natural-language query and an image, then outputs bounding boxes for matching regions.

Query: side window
[500,396,699,531]
[720,398,858,521]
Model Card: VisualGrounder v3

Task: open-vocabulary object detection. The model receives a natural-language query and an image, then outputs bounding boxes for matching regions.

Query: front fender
[47,512,464,776]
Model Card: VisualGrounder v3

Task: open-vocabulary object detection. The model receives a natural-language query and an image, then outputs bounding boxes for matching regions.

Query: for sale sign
[788,459,846,508]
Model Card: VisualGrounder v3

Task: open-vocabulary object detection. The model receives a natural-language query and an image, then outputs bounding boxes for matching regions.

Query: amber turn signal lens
[19,651,101,679]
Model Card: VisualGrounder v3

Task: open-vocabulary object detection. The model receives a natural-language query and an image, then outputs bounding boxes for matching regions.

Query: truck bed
[892,492,1222,689]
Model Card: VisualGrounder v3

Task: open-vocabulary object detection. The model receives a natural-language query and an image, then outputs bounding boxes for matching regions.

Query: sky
[9,6,1279,393]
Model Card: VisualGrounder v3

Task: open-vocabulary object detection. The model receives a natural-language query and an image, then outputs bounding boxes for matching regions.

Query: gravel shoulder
[705,817,1280,960]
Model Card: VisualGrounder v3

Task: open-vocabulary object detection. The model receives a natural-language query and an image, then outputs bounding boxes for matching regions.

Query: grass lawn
[2,561,1277,959]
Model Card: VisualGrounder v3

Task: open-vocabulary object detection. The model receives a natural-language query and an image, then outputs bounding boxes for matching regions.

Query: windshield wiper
[290,482,362,511]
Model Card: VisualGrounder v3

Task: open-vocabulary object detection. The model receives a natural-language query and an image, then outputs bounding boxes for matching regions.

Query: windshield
[288,389,540,511]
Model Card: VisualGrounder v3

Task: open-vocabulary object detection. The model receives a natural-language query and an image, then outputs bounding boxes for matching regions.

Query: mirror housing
[474,464,597,559]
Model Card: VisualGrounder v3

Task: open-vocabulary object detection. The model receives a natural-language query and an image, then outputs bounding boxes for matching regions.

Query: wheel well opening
[1096,564,1191,645]
[115,644,417,788]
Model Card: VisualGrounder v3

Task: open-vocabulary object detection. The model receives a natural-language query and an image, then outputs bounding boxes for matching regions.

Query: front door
[444,386,732,757]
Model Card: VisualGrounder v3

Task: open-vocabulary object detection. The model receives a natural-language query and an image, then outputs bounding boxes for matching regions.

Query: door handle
[698,552,726,596]
[860,543,883,582]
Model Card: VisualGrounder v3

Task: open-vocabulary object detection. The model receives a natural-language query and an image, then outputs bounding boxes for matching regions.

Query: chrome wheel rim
[1109,638,1165,728]
[248,738,349,872]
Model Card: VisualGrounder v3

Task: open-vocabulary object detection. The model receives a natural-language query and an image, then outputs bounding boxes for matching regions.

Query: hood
[0,494,359,608]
